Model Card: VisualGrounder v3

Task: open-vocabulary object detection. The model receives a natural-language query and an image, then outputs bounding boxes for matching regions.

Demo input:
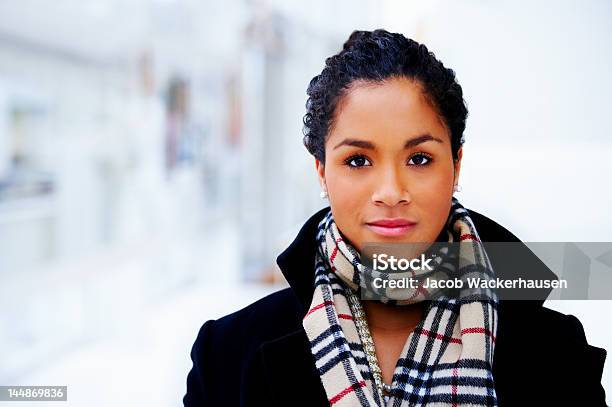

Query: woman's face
[316,76,462,251]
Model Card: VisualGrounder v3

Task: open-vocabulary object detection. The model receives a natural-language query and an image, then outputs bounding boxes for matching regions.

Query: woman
[183,30,607,406]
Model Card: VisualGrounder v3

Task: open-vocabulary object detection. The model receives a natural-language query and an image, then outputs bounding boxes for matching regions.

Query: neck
[361,300,425,332]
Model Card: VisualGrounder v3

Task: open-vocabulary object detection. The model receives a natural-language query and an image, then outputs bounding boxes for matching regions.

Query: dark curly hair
[303,29,467,163]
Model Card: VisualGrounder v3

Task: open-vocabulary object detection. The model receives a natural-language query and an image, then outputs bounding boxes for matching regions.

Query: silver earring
[453,184,462,192]
[320,189,328,199]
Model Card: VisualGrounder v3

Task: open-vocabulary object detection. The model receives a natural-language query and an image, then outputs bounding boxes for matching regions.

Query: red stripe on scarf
[329,238,343,263]
[338,314,354,320]
[405,269,430,301]
[330,246,339,263]
[305,301,334,318]
[329,380,366,405]
[459,233,480,242]
[461,327,497,343]
[404,283,429,301]
[420,328,462,344]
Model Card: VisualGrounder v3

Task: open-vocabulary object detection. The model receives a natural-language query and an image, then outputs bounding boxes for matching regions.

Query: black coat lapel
[259,328,329,406]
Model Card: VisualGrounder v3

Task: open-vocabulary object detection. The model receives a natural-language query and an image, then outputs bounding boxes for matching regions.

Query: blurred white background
[0,0,610,405]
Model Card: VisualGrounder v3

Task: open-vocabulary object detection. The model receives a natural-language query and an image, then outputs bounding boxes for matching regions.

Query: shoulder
[191,287,302,354]
[183,287,304,406]
[538,306,606,366]
[502,302,606,370]
[495,303,607,404]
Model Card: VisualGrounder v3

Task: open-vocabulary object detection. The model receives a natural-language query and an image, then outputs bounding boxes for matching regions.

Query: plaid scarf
[302,198,498,406]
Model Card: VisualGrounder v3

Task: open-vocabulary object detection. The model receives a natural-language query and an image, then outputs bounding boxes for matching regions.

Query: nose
[371,165,411,207]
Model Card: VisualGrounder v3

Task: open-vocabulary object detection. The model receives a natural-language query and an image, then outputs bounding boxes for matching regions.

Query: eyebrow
[332,134,444,150]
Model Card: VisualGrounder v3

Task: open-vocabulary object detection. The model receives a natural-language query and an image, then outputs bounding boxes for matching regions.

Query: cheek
[410,168,453,200]
[409,167,455,237]
[325,171,372,243]
[329,174,371,202]
[326,163,372,201]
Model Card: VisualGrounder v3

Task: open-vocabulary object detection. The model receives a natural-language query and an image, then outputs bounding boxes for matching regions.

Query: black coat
[183,207,608,406]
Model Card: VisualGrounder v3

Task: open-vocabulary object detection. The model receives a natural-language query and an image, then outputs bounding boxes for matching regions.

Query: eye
[407,153,432,166]
[344,154,372,168]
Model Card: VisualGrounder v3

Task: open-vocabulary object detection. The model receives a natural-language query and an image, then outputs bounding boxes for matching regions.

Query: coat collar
[275,206,329,315]
[276,205,559,314]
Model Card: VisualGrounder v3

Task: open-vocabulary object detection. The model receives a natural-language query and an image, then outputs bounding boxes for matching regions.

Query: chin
[364,231,417,244]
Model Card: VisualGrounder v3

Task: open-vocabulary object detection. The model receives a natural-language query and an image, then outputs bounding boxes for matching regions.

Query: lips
[365,218,417,237]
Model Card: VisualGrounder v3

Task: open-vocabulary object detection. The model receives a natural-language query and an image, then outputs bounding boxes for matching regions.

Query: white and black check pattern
[302,198,499,406]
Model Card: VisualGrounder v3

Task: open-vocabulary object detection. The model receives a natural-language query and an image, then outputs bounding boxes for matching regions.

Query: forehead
[330,77,449,144]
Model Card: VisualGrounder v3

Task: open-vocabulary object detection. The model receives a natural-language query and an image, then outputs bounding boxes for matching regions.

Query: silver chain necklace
[344,286,393,405]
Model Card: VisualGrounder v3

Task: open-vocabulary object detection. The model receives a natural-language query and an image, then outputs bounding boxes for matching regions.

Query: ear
[315,159,326,190]
[453,147,463,185]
